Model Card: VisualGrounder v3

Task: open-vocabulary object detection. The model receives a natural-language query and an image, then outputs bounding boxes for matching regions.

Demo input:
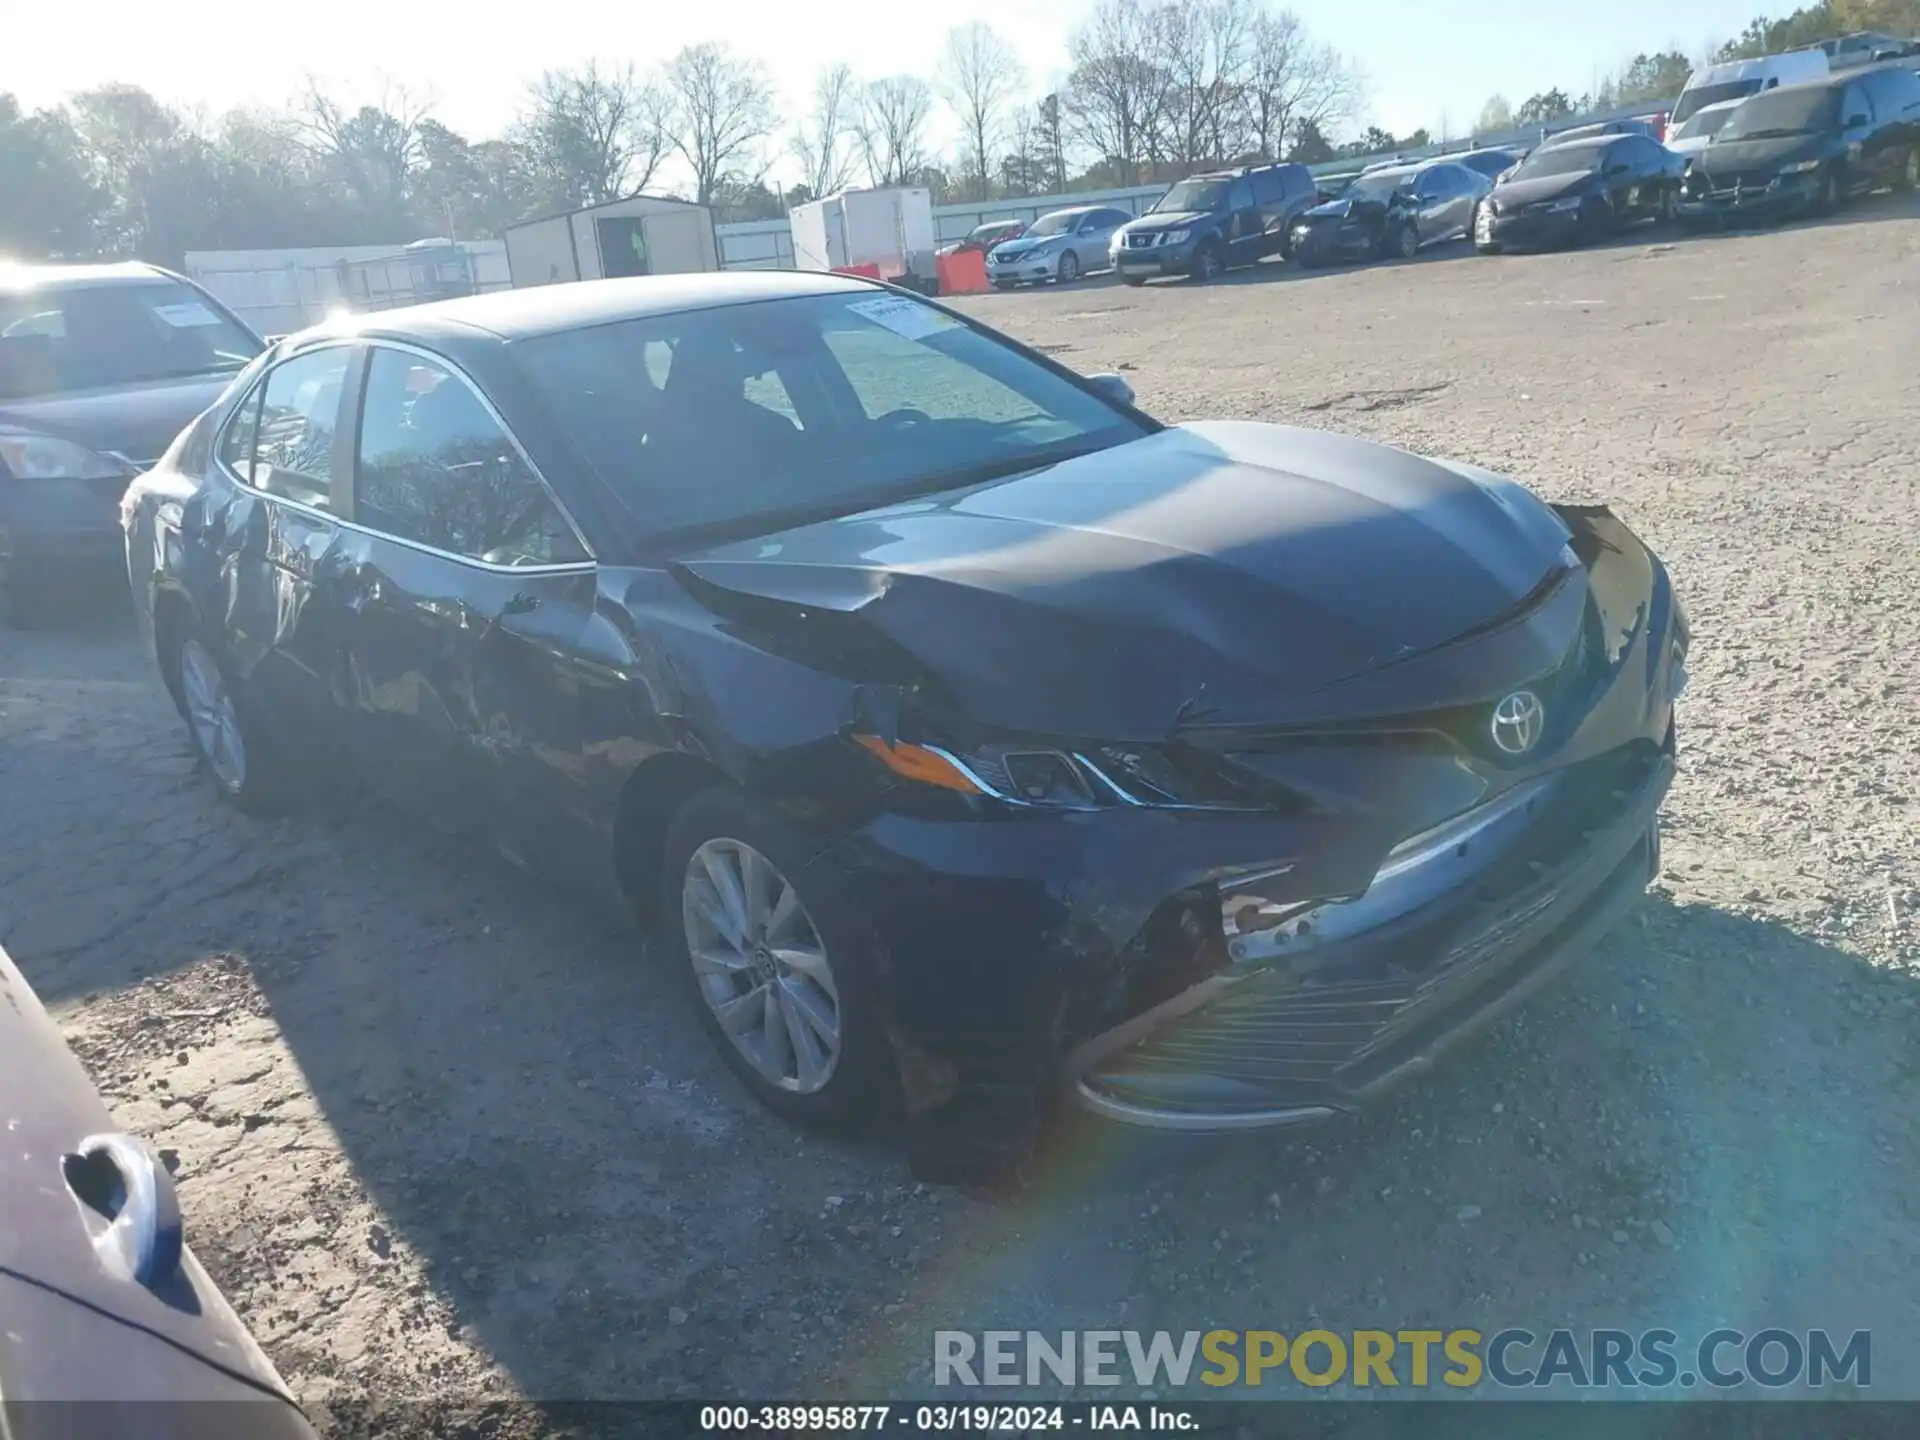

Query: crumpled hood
[1490,172,1594,208]
[1301,196,1383,223]
[0,372,235,467]
[672,423,1576,739]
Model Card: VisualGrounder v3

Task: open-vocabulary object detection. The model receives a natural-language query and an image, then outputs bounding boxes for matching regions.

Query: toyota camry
[121,273,1686,1175]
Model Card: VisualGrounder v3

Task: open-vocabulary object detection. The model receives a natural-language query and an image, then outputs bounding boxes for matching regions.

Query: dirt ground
[3,199,1918,1430]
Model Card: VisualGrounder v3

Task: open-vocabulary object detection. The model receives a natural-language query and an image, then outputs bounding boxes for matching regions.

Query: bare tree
[853,76,934,187]
[790,62,859,199]
[515,61,669,208]
[662,42,776,205]
[1036,91,1067,192]
[300,78,435,224]
[1062,0,1168,184]
[938,22,1027,201]
[1153,0,1257,170]
[1477,93,1513,134]
[1241,10,1359,161]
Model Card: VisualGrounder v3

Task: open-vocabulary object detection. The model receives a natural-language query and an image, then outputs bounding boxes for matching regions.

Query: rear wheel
[663,788,890,1128]
[1898,146,1920,193]
[1056,250,1080,284]
[168,625,301,812]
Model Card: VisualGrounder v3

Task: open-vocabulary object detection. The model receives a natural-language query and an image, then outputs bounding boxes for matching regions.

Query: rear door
[1250,169,1288,254]
[340,342,599,852]
[204,342,360,758]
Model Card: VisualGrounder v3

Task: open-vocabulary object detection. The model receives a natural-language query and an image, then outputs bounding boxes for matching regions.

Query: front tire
[663,788,889,1128]
[1898,146,1919,193]
[1056,251,1080,284]
[1393,223,1419,260]
[1188,242,1223,282]
[1816,167,1843,215]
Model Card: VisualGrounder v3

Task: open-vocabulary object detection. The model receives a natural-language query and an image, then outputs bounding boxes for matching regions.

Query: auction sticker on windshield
[847,295,960,341]
[152,301,225,328]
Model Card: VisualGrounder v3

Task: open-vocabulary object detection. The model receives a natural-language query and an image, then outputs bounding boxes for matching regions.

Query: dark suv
[1111,163,1318,283]
[1680,63,1920,223]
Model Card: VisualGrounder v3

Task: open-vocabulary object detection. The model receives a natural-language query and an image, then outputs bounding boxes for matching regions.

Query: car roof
[335,270,884,345]
[0,260,175,295]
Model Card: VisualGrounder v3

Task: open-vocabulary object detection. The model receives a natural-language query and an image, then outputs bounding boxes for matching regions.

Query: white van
[1668,51,1831,134]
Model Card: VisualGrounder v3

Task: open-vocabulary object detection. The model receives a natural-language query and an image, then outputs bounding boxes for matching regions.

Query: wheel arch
[612,749,736,929]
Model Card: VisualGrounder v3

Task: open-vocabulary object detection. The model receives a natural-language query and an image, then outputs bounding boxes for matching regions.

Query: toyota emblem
[1490,690,1546,755]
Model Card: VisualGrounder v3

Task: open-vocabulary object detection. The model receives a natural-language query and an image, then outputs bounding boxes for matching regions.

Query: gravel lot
[3,201,1918,1430]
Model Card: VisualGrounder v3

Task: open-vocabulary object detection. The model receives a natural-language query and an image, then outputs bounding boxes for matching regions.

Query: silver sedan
[986,206,1133,287]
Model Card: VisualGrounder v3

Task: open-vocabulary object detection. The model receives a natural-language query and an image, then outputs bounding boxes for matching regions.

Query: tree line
[3,0,1907,269]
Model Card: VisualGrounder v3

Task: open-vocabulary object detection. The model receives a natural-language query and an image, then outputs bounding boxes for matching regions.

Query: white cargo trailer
[788,188,937,283]
[501,195,720,287]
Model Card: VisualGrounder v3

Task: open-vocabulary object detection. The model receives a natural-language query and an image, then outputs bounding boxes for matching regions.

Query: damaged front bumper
[1070,739,1670,1129]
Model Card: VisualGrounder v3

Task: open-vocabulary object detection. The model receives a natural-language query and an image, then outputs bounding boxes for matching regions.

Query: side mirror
[1086,372,1136,408]
[1605,162,1630,176]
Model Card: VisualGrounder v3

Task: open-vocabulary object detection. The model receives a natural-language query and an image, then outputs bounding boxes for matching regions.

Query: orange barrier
[937,249,989,296]
[832,263,883,280]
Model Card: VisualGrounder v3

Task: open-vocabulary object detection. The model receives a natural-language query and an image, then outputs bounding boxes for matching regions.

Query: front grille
[1128,233,1152,248]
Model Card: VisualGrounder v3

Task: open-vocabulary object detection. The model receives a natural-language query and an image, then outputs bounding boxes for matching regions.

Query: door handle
[63,1133,183,1288]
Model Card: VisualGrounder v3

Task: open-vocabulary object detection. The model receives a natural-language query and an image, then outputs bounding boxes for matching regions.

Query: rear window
[0,281,262,401]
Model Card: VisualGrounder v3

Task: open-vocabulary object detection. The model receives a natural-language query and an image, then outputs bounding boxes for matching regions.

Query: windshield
[0,281,261,401]
[1671,78,1764,125]
[1026,213,1077,236]
[1507,147,1605,181]
[971,223,1018,243]
[1718,86,1839,139]
[1152,180,1227,214]
[515,292,1151,542]
[1673,105,1739,141]
[1347,171,1415,202]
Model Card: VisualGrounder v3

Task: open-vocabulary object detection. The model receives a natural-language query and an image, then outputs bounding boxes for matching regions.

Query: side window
[354,348,586,567]
[251,347,350,511]
[1226,178,1254,211]
[1284,166,1312,199]
[218,378,265,485]
[1251,169,1285,205]
[1843,84,1871,123]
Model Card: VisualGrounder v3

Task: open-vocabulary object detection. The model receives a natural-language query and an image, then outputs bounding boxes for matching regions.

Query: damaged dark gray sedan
[122,273,1686,1171]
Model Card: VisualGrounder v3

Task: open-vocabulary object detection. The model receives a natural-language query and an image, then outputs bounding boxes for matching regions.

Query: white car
[987,206,1133,287]
[1665,97,1747,159]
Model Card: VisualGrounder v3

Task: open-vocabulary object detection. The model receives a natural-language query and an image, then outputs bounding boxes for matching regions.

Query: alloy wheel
[1397,225,1418,259]
[1058,251,1080,283]
[1192,245,1221,281]
[178,639,247,792]
[682,838,841,1094]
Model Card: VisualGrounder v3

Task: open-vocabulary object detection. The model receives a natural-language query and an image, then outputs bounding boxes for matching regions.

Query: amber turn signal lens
[851,735,984,794]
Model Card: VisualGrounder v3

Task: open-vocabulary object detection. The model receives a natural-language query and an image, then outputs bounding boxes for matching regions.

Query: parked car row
[971,59,1920,290]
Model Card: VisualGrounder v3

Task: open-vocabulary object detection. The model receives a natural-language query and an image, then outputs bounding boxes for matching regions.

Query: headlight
[1162,229,1190,244]
[1547,195,1584,212]
[0,433,135,481]
[852,735,1262,811]
[1779,159,1821,175]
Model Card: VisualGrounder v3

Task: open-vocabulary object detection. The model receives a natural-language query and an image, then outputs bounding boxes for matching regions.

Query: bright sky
[13,0,1765,186]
